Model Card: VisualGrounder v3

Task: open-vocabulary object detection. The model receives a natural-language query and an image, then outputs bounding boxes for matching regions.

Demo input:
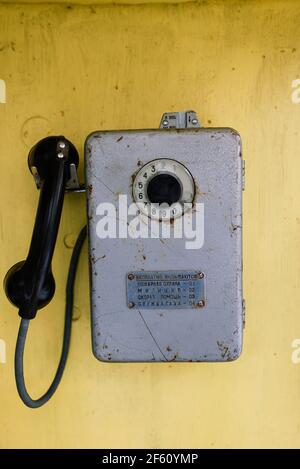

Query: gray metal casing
[85,127,243,362]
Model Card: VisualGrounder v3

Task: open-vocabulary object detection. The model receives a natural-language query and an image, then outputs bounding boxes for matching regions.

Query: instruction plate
[126,270,205,309]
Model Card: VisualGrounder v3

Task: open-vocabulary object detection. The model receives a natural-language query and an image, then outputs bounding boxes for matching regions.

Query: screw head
[197,300,205,308]
[197,272,204,279]
[58,141,66,149]
[128,302,135,309]
[57,151,64,159]
[162,120,168,126]
[128,273,135,280]
[192,118,198,125]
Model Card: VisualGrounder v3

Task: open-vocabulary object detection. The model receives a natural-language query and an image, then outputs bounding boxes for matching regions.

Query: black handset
[4,136,86,408]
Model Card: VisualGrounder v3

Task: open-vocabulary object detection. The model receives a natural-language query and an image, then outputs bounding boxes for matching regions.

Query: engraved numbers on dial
[132,158,195,220]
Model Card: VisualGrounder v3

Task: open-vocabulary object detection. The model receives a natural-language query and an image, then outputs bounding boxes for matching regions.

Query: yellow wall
[1,0,300,449]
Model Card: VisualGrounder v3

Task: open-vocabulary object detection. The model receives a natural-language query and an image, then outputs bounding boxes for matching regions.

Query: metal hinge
[160,110,201,129]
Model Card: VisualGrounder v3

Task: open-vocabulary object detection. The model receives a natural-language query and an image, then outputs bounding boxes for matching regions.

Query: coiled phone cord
[14,225,87,409]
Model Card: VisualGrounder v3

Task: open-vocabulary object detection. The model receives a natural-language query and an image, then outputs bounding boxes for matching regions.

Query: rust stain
[90,254,106,265]
[194,182,206,198]
[230,222,241,232]
[194,299,205,308]
[217,341,231,360]
[90,255,96,264]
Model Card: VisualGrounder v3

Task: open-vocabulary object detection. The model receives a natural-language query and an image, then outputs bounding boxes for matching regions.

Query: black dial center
[146,173,182,205]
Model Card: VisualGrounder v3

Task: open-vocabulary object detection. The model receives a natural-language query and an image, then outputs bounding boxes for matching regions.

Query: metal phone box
[85,111,244,362]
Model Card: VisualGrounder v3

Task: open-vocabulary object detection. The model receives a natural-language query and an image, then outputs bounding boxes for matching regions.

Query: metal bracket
[31,162,85,192]
[160,110,200,129]
[65,164,85,193]
[31,138,85,192]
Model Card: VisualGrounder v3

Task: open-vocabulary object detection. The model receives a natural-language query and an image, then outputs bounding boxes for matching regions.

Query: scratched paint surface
[0,0,300,448]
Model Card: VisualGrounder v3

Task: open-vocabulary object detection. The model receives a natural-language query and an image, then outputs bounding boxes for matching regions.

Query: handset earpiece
[4,136,79,319]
